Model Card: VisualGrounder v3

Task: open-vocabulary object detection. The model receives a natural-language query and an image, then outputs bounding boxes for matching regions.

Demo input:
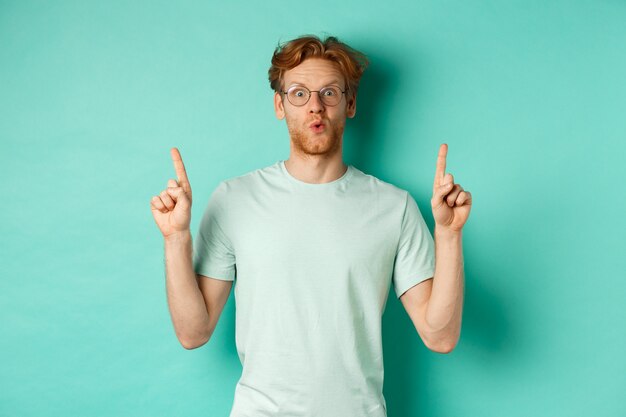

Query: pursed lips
[309,119,325,128]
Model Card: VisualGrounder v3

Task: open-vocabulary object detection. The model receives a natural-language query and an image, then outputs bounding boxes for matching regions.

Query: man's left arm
[400,143,471,353]
[429,226,464,350]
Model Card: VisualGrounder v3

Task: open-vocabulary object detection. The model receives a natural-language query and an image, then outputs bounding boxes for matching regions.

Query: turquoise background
[1,1,625,416]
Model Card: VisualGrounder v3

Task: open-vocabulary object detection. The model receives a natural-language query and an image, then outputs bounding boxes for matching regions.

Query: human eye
[322,87,339,96]
[290,87,307,97]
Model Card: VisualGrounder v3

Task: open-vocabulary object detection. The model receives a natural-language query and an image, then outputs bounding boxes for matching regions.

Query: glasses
[281,85,346,107]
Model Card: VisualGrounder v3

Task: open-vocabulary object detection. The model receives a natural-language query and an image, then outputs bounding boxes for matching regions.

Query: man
[150,34,471,417]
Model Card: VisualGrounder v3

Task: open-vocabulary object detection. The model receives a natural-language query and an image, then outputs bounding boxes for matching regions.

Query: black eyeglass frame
[280,85,347,107]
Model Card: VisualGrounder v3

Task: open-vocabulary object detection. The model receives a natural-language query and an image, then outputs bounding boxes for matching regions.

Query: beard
[286,117,345,158]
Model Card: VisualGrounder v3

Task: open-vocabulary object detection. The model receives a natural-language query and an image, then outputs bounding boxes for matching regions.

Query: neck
[283,152,348,184]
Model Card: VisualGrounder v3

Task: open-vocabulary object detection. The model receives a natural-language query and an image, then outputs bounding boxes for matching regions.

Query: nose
[307,91,325,114]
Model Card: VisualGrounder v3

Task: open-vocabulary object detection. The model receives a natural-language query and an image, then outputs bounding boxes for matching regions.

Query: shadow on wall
[343,49,395,171]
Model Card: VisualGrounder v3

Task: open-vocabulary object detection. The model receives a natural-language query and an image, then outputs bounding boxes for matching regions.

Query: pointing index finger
[435,143,448,186]
[170,147,189,186]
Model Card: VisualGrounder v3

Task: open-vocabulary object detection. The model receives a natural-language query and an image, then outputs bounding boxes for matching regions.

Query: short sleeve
[392,192,435,298]
[192,184,236,281]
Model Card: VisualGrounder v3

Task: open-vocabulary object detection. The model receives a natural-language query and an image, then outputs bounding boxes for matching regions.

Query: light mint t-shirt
[193,160,435,417]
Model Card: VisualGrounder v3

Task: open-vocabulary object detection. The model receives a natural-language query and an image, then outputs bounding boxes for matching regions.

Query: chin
[288,124,344,156]
[304,137,341,155]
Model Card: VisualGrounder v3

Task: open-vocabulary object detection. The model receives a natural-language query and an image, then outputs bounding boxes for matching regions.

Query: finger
[165,186,183,202]
[435,172,453,192]
[170,148,190,189]
[151,196,168,213]
[166,186,191,211]
[446,184,463,207]
[432,181,454,207]
[159,190,175,210]
[454,191,468,206]
[167,178,179,188]
[434,143,448,187]
[455,191,472,206]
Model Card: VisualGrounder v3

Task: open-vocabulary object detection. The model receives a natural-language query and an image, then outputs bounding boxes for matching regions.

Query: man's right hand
[150,147,193,238]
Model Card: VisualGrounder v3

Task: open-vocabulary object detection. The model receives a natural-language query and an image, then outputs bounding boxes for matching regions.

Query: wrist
[164,229,192,244]
[435,225,462,240]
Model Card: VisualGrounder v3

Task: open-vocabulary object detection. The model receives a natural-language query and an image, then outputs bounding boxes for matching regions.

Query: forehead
[283,58,344,87]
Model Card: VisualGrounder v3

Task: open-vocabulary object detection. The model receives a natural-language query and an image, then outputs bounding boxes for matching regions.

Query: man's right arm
[164,230,232,350]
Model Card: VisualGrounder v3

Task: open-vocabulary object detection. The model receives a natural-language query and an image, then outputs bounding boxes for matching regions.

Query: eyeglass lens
[286,86,343,106]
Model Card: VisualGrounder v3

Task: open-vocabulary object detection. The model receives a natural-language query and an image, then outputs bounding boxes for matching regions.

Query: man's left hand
[431,143,472,232]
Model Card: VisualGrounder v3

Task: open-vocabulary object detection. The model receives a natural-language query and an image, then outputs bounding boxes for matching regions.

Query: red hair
[268,34,369,100]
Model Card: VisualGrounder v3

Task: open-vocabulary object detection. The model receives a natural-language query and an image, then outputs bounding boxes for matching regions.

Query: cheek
[285,114,300,127]
[330,110,348,124]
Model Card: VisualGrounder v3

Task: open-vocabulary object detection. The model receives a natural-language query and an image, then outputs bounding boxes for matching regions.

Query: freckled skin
[274,58,356,161]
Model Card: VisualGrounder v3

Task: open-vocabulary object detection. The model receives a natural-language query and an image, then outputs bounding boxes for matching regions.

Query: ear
[274,92,285,120]
[346,94,357,118]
